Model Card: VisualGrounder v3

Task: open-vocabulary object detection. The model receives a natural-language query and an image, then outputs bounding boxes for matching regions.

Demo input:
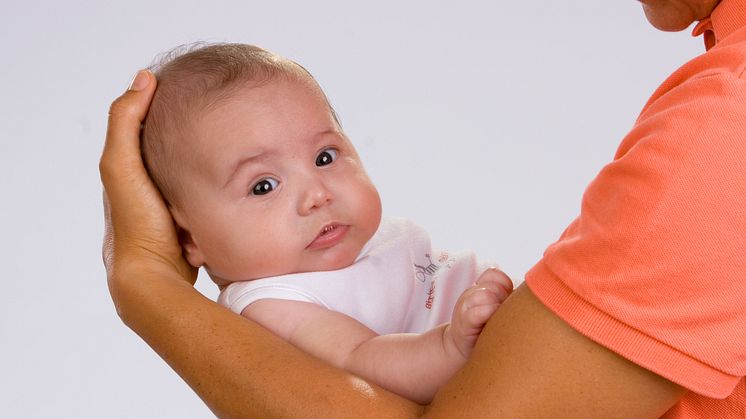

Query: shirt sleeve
[217,281,325,315]
[526,70,746,398]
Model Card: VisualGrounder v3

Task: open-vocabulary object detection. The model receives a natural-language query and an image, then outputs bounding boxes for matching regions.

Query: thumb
[100,70,157,180]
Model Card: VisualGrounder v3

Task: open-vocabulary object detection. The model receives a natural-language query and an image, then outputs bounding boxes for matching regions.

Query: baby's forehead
[196,78,332,130]
[187,78,341,157]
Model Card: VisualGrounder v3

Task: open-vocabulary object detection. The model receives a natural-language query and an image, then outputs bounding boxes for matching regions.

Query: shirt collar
[692,0,746,50]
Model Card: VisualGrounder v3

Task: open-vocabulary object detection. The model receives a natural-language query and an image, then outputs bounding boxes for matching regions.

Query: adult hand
[100,70,197,319]
[96,72,684,419]
[96,72,420,418]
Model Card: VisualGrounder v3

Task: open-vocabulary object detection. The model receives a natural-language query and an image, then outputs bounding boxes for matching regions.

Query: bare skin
[638,0,721,31]
[102,70,686,417]
[102,3,723,413]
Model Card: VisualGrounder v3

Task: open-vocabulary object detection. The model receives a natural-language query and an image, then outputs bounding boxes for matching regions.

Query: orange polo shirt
[525,0,746,417]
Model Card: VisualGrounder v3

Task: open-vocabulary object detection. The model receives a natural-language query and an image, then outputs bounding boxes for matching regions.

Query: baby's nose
[298,181,333,215]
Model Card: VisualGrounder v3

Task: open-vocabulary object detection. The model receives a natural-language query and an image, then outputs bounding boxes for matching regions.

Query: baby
[141,43,512,403]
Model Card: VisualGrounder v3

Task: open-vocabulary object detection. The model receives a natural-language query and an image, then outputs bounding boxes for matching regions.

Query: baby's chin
[315,256,357,272]
[207,259,356,289]
[206,239,367,287]
[308,241,366,273]
[205,271,232,290]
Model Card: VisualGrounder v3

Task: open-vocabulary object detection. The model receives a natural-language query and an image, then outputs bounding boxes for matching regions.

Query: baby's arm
[242,268,512,404]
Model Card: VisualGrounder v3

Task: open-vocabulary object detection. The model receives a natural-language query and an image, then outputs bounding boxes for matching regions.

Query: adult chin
[642,2,697,32]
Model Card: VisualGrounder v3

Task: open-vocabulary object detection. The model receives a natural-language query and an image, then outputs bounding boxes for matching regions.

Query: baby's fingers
[460,287,502,313]
[477,267,514,300]
[454,286,501,339]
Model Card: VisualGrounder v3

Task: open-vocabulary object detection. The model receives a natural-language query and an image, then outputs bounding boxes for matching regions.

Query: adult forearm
[102,73,421,418]
[112,271,424,418]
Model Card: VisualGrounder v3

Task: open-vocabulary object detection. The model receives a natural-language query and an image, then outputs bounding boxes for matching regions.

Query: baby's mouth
[320,224,338,235]
[307,222,349,249]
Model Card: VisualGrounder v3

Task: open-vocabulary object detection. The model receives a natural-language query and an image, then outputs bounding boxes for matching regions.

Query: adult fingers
[100,70,156,185]
[99,70,197,285]
[99,69,168,234]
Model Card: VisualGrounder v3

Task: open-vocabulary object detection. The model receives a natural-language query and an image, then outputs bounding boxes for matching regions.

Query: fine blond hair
[141,43,333,206]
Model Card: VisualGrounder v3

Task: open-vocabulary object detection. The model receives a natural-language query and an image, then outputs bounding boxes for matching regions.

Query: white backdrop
[0,1,703,417]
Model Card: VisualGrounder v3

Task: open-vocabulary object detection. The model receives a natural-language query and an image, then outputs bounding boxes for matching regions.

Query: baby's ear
[169,206,206,268]
[177,227,206,268]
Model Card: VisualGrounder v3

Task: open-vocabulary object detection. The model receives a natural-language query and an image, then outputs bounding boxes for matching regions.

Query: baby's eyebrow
[315,128,343,140]
[222,152,269,188]
[221,128,340,188]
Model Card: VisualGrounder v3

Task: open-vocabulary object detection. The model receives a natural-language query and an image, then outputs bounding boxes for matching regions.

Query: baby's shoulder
[373,217,429,243]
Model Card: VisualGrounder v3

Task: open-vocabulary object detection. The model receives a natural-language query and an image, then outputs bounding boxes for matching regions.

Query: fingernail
[128,70,150,91]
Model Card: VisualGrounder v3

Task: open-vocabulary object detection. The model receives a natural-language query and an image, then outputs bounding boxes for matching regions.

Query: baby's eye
[251,177,279,195]
[316,148,338,167]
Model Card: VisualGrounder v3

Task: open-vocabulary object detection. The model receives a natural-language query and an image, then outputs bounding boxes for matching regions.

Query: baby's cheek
[360,182,382,225]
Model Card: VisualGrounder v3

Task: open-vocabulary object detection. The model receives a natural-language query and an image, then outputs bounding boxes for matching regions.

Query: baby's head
[142,43,382,287]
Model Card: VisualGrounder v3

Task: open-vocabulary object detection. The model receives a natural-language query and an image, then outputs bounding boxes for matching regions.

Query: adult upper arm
[425,284,686,418]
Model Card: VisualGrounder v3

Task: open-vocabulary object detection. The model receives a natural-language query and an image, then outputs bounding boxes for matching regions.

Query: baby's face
[173,77,382,285]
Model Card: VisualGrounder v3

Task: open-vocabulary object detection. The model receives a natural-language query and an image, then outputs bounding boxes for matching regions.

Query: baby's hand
[447,268,513,359]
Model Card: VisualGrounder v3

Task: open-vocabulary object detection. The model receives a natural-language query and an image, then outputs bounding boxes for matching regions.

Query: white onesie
[218,217,495,335]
